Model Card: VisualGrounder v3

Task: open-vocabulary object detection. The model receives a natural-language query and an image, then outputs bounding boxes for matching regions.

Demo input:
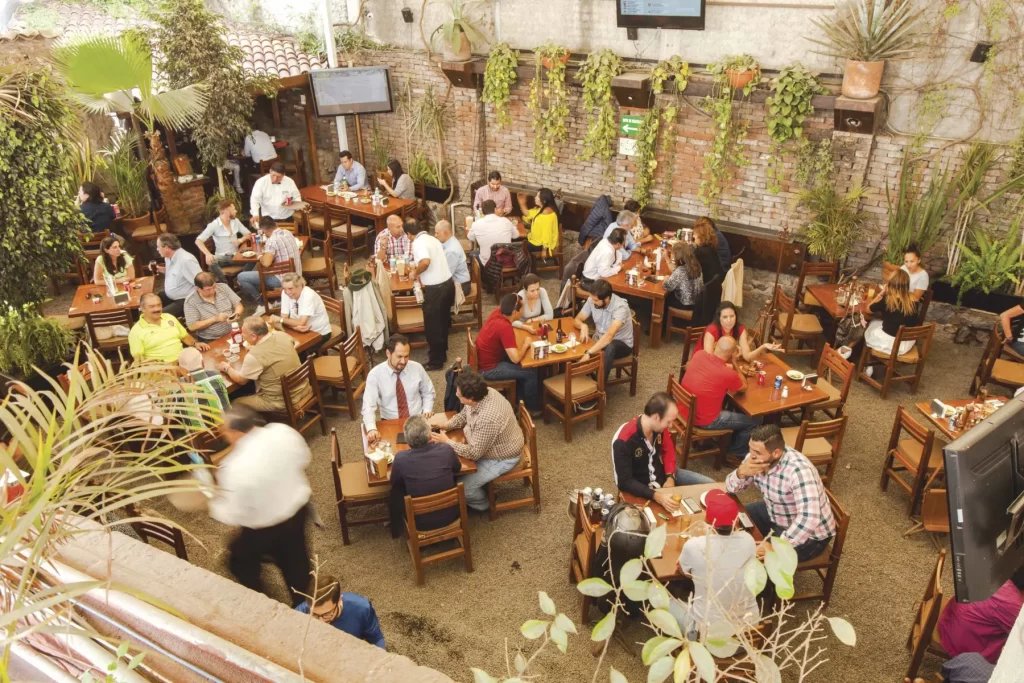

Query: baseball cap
[704,490,739,528]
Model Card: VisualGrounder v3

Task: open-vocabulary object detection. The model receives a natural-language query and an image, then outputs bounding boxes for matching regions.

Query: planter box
[931,280,1018,315]
[422,183,455,204]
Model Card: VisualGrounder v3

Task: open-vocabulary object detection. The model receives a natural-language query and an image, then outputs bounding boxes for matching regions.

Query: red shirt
[680,350,743,426]
[476,309,517,371]
[938,580,1023,663]
[692,322,745,358]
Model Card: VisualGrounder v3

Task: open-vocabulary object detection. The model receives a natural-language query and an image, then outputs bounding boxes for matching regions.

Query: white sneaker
[864,365,874,378]
[254,304,266,317]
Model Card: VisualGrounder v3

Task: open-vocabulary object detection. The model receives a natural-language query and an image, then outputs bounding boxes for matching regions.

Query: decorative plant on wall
[631,107,660,209]
[409,84,454,194]
[101,129,151,220]
[577,49,624,162]
[651,56,689,198]
[795,137,835,190]
[632,56,690,208]
[699,54,761,211]
[528,43,570,166]
[798,182,870,263]
[765,64,824,193]
[370,119,393,172]
[884,150,959,266]
[482,41,519,128]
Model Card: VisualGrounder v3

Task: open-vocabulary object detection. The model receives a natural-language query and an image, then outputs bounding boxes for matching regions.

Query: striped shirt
[443,388,523,462]
[265,228,302,275]
[183,283,241,341]
[725,447,836,547]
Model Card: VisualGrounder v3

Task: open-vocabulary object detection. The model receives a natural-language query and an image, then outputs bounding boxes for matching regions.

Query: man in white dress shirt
[249,161,300,226]
[582,228,626,287]
[209,405,312,606]
[409,220,455,370]
[224,129,277,193]
[275,273,332,354]
[362,334,436,444]
[467,200,519,265]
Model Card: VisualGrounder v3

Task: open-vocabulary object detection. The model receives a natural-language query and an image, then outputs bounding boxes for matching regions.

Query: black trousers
[601,339,633,378]
[228,504,310,606]
[158,291,185,318]
[422,278,455,366]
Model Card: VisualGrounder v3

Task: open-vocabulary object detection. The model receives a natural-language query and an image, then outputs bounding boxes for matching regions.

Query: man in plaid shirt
[238,216,302,307]
[725,424,836,562]
[374,215,414,262]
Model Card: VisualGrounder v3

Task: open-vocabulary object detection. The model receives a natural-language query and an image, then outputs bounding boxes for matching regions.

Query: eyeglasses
[311,602,339,622]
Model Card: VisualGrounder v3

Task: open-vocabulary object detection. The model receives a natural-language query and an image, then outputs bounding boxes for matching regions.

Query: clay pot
[841,59,885,99]
[726,69,756,90]
[443,30,472,62]
[882,261,901,282]
[542,51,570,70]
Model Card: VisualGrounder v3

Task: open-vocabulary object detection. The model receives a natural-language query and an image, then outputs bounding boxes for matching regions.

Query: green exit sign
[620,114,642,137]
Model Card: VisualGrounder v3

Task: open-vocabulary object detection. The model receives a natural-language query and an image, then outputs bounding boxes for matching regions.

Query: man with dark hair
[603,209,640,259]
[78,181,119,237]
[574,278,634,380]
[467,199,519,265]
[129,292,209,362]
[249,160,300,226]
[473,170,512,215]
[408,220,456,370]
[612,391,713,510]
[362,334,435,444]
[475,293,541,414]
[296,574,386,649]
[184,271,244,341]
[388,415,462,537]
[210,404,311,606]
[196,199,251,282]
[583,227,626,282]
[334,150,367,191]
[237,215,302,308]
[726,423,836,562]
[217,315,308,413]
[155,233,203,317]
[938,565,1024,665]
[432,370,523,512]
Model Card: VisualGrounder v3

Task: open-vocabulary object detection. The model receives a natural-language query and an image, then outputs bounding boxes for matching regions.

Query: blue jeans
[1013,339,1024,356]
[745,500,832,562]
[704,410,762,456]
[482,362,541,411]
[461,457,521,510]
[237,272,280,303]
[209,254,253,283]
[674,467,715,485]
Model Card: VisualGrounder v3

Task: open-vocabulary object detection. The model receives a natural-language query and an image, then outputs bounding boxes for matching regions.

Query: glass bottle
[556,318,565,343]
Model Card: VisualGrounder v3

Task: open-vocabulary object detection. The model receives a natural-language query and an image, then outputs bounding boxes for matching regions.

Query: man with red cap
[671,489,758,636]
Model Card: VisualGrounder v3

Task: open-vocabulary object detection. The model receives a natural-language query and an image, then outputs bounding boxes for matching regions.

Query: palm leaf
[53,33,152,99]
[138,83,209,130]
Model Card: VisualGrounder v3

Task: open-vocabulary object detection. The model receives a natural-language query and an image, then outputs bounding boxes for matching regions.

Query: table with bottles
[231,234,309,264]
[513,316,594,370]
[604,241,674,349]
[805,280,878,347]
[199,316,322,393]
[728,353,831,419]
[299,185,415,237]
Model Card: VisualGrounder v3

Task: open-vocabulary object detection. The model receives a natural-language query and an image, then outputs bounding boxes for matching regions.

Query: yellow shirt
[525,207,560,251]
[129,313,189,363]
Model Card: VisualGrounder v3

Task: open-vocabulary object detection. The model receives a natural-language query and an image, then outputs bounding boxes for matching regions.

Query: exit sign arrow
[619,114,642,137]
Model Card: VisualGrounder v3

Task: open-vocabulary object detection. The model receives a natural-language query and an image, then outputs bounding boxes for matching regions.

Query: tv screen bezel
[616,0,707,30]
[309,67,394,118]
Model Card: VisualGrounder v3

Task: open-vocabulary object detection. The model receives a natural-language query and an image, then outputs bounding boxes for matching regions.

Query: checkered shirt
[266,228,302,275]
[725,447,836,547]
[374,230,413,261]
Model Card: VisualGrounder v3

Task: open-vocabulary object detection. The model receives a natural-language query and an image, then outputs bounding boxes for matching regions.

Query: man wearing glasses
[296,574,386,649]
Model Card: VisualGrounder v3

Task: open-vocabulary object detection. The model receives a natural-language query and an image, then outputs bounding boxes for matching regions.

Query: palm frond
[139,83,209,131]
[52,33,152,99]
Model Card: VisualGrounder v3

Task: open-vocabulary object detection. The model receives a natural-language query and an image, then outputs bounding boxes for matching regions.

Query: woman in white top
[512,273,554,332]
[900,244,929,301]
[377,159,416,200]
[93,235,135,285]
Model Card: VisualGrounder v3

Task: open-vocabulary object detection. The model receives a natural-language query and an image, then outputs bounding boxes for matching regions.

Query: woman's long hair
[672,241,702,280]
[100,236,127,277]
[885,269,917,316]
[693,216,716,246]
[537,188,557,212]
[387,159,403,183]
[712,302,740,337]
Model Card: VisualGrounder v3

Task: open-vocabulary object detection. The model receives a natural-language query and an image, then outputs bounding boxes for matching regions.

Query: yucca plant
[798,182,870,263]
[370,119,393,172]
[946,228,1024,303]
[0,349,214,680]
[884,151,959,264]
[808,0,927,62]
[101,129,150,220]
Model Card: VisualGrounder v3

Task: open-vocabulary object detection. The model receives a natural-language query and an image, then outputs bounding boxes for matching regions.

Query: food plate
[551,343,568,354]
[359,197,372,204]
[786,370,804,381]
[240,250,256,258]
[340,191,358,199]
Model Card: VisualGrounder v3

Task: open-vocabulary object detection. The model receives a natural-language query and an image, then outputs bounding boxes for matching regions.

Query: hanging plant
[630,56,689,207]
[650,57,688,199]
[482,42,519,128]
[765,64,824,193]
[632,107,661,208]
[660,104,680,196]
[528,43,570,166]
[577,49,624,162]
[795,137,834,190]
[699,55,761,210]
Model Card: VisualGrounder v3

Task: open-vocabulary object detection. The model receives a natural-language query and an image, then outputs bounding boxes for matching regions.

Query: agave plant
[884,151,959,264]
[0,350,213,679]
[808,0,927,62]
[101,129,150,220]
[431,0,489,55]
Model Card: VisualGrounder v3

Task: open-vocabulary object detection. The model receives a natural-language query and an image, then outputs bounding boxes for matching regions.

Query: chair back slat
[466,329,480,370]
[667,374,698,435]
[331,428,345,499]
[407,486,461,516]
[679,325,707,378]
[774,285,796,314]
[339,328,365,380]
[825,489,851,561]
[794,261,837,305]
[894,322,936,345]
[394,294,420,310]
[896,405,932,444]
[86,308,134,328]
[971,324,1005,394]
[321,295,346,349]
[518,400,537,470]
[916,289,933,324]
[258,257,296,278]
[905,549,947,680]
[798,416,848,443]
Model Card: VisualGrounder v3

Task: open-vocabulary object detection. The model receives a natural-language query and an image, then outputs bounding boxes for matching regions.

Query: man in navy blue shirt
[296,575,386,649]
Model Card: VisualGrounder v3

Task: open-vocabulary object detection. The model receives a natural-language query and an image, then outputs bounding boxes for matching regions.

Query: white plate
[551,343,568,353]
[700,491,709,507]
[240,250,256,258]
[786,370,804,381]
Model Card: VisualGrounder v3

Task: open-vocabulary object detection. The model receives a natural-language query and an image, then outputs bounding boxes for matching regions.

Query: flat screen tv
[944,394,1024,603]
[617,0,706,30]
[309,67,393,117]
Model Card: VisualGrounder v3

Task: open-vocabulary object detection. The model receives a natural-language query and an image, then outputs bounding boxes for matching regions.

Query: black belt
[422,278,453,290]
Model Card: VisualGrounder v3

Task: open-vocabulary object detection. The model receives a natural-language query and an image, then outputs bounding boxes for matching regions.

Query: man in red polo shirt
[475,293,541,415]
[681,336,761,457]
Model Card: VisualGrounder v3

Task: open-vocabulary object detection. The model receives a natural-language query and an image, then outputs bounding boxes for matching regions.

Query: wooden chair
[390,293,427,349]
[257,257,295,312]
[780,416,848,488]
[857,323,936,399]
[56,362,93,393]
[677,325,707,380]
[969,324,1024,396]
[791,489,849,605]
[796,343,854,421]
[794,261,837,310]
[272,359,327,436]
[325,204,370,265]
[568,275,590,317]
[192,427,231,465]
[305,199,327,239]
[128,209,168,262]
[52,257,89,295]
[881,406,944,516]
[301,232,338,298]
[569,491,601,625]
[770,285,824,358]
[314,327,367,420]
[905,549,950,680]
[404,482,473,585]
[465,329,516,406]
[666,374,731,470]
[329,427,388,545]
[664,304,695,343]
[607,319,640,397]
[530,226,564,280]
[85,309,133,358]
[916,288,934,325]
[321,294,347,347]
[494,241,527,304]
[486,401,541,520]
[124,503,188,561]
[198,237,245,289]
[452,258,484,330]
[542,352,605,442]
[920,488,951,535]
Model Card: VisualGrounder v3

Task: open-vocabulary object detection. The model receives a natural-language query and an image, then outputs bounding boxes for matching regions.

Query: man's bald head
[714,335,737,360]
[435,220,452,241]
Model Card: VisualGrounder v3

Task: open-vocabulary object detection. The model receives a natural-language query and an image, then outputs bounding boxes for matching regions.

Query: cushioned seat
[777,312,823,334]
[220,265,245,276]
[312,354,360,380]
[813,377,842,407]
[692,425,732,439]
[543,374,599,400]
[339,461,387,502]
[992,358,1024,385]
[803,291,822,308]
[872,345,919,363]
[896,438,944,471]
[496,447,529,478]
[332,225,369,238]
[307,214,325,229]
[130,224,161,240]
[96,335,129,350]
[301,257,329,272]
[463,282,478,302]
[53,314,85,331]
[331,323,343,340]
[795,540,834,570]
[780,426,834,459]
[396,307,424,328]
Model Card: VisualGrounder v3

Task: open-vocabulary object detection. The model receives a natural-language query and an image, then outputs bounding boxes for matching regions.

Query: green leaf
[610,666,629,683]
[578,577,615,597]
[771,537,799,576]
[645,523,667,558]
[514,651,527,673]
[827,617,857,646]
[744,557,768,596]
[128,653,145,670]
[521,619,549,640]
[539,591,556,616]
[624,580,650,602]
[555,612,578,634]
[116,642,129,659]
[621,558,644,585]
[647,655,675,683]
[763,550,794,600]
[550,623,568,653]
[673,648,692,683]
[471,668,499,683]
[647,608,683,639]
[642,635,684,665]
[592,611,616,641]
[689,641,716,682]
[647,581,671,609]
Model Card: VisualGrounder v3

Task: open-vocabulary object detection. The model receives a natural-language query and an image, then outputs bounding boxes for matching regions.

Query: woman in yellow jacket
[518,187,560,259]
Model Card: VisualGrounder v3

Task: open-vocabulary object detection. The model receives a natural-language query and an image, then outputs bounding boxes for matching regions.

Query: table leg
[374,217,385,240]
[649,298,664,349]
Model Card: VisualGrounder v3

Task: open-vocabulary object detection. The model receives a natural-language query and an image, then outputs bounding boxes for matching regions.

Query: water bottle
[413,281,424,304]
[333,180,341,195]
[389,256,396,271]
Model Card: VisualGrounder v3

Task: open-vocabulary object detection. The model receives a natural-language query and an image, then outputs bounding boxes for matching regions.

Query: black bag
[593,502,651,616]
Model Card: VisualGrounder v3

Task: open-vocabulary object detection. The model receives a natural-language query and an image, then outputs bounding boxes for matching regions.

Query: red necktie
[395,373,410,419]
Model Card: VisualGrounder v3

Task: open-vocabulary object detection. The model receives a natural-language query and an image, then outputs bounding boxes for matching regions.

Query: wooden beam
[304,84,321,186]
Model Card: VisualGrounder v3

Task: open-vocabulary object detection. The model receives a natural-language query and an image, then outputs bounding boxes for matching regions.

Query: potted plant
[0,305,76,389]
[541,46,570,69]
[408,150,453,203]
[809,0,927,99]
[717,53,761,92]
[798,182,870,263]
[102,129,153,233]
[482,42,519,128]
[700,55,761,209]
[432,0,488,62]
[369,119,393,181]
[409,85,455,202]
[945,227,1024,309]
[765,64,825,193]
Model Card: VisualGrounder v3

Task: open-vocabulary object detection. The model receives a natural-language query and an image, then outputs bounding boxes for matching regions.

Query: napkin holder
[365,449,389,478]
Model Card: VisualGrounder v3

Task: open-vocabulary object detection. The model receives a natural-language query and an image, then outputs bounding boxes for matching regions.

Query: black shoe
[425,363,445,371]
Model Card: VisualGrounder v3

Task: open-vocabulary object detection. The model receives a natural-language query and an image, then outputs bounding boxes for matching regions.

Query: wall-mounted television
[617,0,706,30]
[309,67,393,117]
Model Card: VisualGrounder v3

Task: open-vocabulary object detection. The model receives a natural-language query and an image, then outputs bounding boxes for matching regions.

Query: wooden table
[615,483,762,581]
[367,413,478,487]
[199,318,322,393]
[232,234,309,264]
[514,316,594,370]
[67,277,156,318]
[381,262,416,293]
[729,353,830,419]
[805,283,875,347]
[300,186,414,237]
[915,398,1008,441]
[605,249,671,349]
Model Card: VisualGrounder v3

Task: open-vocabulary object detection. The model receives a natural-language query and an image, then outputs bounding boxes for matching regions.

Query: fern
[945,229,1024,304]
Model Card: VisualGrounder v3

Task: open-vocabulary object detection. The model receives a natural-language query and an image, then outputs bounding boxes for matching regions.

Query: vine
[765,64,824,193]
[650,57,689,197]
[631,106,660,208]
[794,137,835,190]
[909,84,953,154]
[660,104,680,197]
[528,43,570,166]
[577,49,625,162]
[482,42,519,129]
[699,55,760,211]
[1009,127,1024,177]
